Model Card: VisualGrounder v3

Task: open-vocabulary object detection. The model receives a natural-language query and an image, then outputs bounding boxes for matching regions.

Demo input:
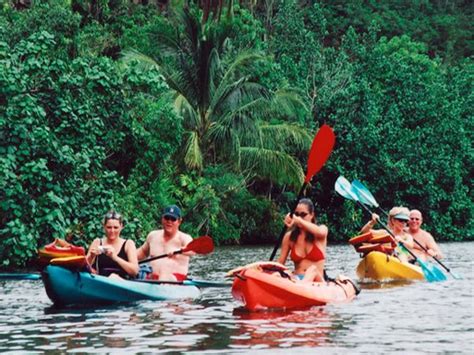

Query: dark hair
[289,198,316,243]
[103,210,123,225]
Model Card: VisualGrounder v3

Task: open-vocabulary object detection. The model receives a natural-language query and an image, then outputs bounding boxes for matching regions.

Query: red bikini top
[290,244,325,263]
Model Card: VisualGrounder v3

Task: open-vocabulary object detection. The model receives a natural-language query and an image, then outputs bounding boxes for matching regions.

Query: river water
[0,242,472,354]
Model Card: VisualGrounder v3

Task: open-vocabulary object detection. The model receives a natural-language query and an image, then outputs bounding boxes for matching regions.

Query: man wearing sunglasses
[136,205,194,281]
[408,209,443,262]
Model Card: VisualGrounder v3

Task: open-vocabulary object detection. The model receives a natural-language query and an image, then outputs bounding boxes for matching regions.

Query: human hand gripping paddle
[334,176,442,282]
[351,179,461,280]
[269,124,336,261]
[139,236,214,264]
[136,236,230,287]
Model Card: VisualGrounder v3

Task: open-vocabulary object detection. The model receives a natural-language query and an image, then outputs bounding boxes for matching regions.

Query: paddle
[134,278,231,288]
[269,124,336,261]
[0,273,41,280]
[335,176,442,282]
[351,179,460,279]
[139,236,214,264]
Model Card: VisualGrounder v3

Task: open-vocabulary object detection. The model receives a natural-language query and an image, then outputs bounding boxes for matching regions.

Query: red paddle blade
[183,236,214,255]
[305,124,336,183]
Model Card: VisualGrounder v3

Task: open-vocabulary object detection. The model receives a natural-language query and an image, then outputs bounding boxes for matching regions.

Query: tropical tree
[123,6,312,190]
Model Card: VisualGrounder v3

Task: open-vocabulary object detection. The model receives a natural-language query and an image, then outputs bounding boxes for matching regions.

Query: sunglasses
[394,218,408,224]
[294,211,308,218]
[163,215,178,222]
[104,211,123,222]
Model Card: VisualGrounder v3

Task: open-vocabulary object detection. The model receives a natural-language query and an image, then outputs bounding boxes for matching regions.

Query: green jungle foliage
[0,0,472,268]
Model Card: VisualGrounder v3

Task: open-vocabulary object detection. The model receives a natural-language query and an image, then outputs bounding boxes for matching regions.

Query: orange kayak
[230,262,358,310]
[37,239,85,266]
[50,255,87,269]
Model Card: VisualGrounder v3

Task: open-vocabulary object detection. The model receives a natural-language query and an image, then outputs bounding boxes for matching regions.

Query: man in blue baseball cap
[137,204,194,281]
[162,204,181,220]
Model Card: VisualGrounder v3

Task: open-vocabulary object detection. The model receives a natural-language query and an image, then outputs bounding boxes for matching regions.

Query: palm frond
[224,51,266,80]
[208,47,222,104]
[259,124,313,151]
[271,89,308,116]
[183,131,203,170]
[174,95,201,131]
[240,147,304,188]
[121,49,161,72]
[206,116,246,161]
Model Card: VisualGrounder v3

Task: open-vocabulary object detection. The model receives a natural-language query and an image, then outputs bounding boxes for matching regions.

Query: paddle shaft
[138,236,213,264]
[133,278,231,288]
[351,180,456,276]
[269,183,307,261]
[373,206,453,274]
[337,176,438,281]
[0,273,41,280]
[139,249,185,264]
[354,200,421,262]
[268,125,336,261]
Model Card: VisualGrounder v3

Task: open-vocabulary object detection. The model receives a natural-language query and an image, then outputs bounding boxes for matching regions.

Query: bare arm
[397,233,414,249]
[101,240,139,277]
[285,214,327,240]
[180,233,195,257]
[360,213,379,234]
[122,240,139,276]
[425,233,443,258]
[136,235,150,260]
[277,233,291,265]
[86,238,100,266]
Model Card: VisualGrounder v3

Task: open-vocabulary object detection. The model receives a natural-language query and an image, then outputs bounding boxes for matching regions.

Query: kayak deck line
[133,278,231,288]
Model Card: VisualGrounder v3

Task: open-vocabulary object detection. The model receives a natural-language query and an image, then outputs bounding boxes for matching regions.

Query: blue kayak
[42,265,201,306]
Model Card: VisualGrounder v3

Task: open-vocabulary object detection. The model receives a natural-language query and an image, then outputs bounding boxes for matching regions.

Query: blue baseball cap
[162,205,182,219]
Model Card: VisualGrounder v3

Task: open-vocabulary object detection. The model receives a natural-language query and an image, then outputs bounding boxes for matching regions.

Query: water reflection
[230,307,337,349]
[0,242,472,353]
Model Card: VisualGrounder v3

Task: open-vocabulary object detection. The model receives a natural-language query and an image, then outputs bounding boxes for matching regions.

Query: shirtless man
[408,209,443,262]
[137,205,193,281]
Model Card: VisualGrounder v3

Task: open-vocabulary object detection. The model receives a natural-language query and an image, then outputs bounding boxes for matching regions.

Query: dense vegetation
[1,0,472,268]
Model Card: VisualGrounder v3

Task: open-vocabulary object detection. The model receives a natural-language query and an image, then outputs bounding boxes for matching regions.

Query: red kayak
[229,262,359,311]
[37,239,85,266]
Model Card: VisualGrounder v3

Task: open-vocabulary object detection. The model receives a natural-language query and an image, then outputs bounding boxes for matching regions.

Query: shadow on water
[358,279,416,290]
[43,302,138,315]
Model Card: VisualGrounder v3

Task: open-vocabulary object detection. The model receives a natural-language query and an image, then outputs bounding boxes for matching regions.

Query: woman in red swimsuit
[277,198,328,282]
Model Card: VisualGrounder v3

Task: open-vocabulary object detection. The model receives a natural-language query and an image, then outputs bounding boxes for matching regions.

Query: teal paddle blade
[417,258,446,282]
[352,180,379,208]
[397,243,442,282]
[425,262,448,281]
[335,176,359,201]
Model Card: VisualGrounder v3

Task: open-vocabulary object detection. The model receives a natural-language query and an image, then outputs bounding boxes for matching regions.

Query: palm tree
[123,7,312,189]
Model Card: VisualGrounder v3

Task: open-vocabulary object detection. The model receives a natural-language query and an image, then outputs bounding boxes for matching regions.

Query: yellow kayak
[356,251,425,281]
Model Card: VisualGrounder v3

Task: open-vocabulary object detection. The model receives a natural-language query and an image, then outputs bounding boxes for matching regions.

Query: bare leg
[301,265,324,283]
